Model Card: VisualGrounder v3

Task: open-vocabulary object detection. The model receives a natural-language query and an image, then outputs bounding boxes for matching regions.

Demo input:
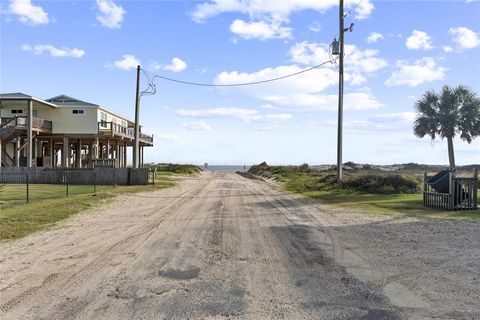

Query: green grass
[302,189,479,219]
[0,175,178,241]
[150,164,202,175]
[248,163,479,219]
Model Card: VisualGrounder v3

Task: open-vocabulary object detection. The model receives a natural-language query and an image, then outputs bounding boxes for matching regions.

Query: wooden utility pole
[337,0,345,182]
[133,65,141,168]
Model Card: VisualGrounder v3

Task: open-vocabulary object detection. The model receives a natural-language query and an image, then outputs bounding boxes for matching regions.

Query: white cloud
[112,54,140,70]
[371,112,417,124]
[196,67,208,74]
[405,30,434,50]
[230,19,291,40]
[214,42,386,109]
[157,134,179,141]
[309,21,321,32]
[354,0,375,20]
[150,61,162,70]
[340,112,418,133]
[9,0,49,25]
[176,107,292,123]
[96,0,126,29]
[289,41,331,65]
[442,45,453,53]
[259,104,277,110]
[22,44,85,58]
[191,0,375,23]
[385,57,446,87]
[164,57,187,73]
[367,32,383,43]
[289,41,388,83]
[181,121,212,131]
[215,64,338,96]
[263,92,383,111]
[190,0,374,40]
[344,44,388,73]
[265,114,292,122]
[448,27,479,49]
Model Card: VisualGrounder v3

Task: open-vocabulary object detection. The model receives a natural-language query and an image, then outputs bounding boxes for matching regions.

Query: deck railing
[423,169,478,211]
[98,121,153,144]
[0,116,52,132]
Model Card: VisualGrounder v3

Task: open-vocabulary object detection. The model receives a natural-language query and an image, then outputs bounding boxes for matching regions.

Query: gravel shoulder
[0,172,478,319]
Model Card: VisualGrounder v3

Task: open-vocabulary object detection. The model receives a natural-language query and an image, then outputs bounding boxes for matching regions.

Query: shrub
[340,174,419,194]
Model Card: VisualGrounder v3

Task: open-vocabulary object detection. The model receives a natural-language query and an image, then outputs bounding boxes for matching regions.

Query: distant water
[203,165,250,172]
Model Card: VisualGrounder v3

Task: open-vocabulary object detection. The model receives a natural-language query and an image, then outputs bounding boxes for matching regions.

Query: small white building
[0,93,153,168]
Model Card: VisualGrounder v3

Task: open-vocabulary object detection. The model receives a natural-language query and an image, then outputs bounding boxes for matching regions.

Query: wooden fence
[423,169,478,211]
[0,167,149,185]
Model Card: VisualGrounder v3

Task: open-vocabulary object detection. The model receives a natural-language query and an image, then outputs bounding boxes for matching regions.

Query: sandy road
[0,172,479,319]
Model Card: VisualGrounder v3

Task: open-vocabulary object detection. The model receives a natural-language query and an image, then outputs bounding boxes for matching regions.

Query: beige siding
[0,106,27,117]
[98,109,129,127]
[37,106,98,134]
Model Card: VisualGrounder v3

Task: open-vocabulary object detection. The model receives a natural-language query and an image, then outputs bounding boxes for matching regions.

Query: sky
[1,0,479,166]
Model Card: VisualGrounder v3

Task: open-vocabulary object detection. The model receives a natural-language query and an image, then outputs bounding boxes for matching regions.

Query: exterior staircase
[1,116,52,167]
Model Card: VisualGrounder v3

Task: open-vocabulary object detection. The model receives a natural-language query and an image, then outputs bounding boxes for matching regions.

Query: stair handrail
[0,117,18,129]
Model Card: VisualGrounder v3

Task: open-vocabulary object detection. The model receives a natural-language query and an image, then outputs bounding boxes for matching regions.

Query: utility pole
[336,0,345,182]
[133,65,141,168]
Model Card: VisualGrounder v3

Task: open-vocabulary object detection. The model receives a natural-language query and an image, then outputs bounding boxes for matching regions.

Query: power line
[345,0,365,17]
[140,59,336,88]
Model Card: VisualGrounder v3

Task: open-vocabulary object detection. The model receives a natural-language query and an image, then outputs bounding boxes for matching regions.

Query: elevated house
[0,93,153,168]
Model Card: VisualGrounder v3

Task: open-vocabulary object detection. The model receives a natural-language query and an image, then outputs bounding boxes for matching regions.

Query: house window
[100,112,108,121]
[11,109,23,114]
[72,109,85,115]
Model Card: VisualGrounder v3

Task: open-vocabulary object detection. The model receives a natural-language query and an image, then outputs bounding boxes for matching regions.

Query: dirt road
[1,172,479,319]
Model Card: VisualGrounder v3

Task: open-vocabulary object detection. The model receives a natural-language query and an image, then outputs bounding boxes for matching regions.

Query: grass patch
[0,177,177,241]
[150,164,202,175]
[248,162,479,219]
[302,190,479,219]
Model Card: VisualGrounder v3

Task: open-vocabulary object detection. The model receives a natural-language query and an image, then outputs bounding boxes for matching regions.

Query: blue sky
[1,0,479,165]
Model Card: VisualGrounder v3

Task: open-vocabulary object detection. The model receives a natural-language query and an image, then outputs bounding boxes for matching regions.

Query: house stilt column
[49,139,54,167]
[93,137,99,160]
[62,136,68,167]
[124,143,128,168]
[115,141,120,168]
[76,139,81,168]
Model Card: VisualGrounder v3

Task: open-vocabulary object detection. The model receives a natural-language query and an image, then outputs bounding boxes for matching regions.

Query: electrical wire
[140,69,157,97]
[346,0,365,17]
[141,58,337,88]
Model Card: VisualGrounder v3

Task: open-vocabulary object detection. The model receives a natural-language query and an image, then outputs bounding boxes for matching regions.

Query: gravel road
[0,172,479,319]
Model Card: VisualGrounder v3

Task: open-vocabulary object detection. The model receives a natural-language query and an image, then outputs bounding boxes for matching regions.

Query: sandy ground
[0,172,479,320]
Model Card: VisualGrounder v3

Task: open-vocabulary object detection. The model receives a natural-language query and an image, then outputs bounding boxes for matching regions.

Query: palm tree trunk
[447,136,455,169]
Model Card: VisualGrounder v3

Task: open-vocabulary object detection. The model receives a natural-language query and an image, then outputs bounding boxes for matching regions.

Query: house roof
[0,92,57,108]
[45,94,99,107]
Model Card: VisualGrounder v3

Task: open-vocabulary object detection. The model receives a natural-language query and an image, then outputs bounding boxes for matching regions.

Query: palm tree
[413,85,480,169]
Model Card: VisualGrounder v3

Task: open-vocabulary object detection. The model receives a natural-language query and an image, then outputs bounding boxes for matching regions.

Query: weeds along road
[0,172,479,319]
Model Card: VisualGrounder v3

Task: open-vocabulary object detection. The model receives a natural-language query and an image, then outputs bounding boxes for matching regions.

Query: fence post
[423,172,427,207]
[153,166,156,185]
[93,170,96,193]
[473,168,478,209]
[113,169,116,189]
[26,173,29,203]
[448,171,454,210]
[66,172,69,197]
